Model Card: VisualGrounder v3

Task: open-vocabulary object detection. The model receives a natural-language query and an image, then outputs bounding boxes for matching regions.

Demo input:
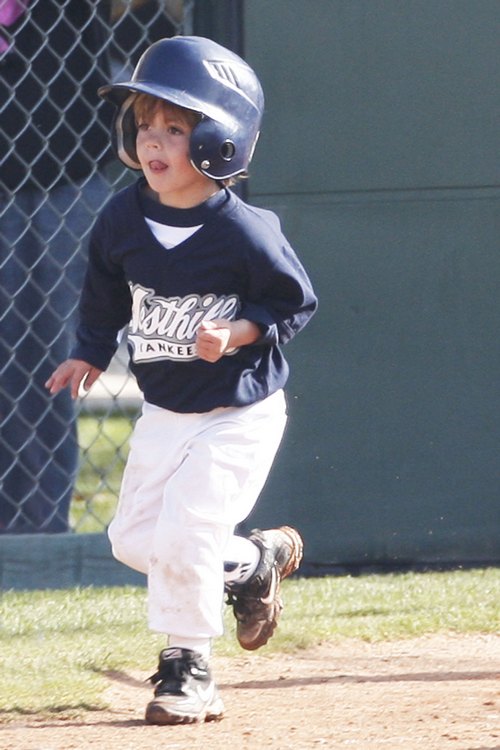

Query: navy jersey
[73,179,317,413]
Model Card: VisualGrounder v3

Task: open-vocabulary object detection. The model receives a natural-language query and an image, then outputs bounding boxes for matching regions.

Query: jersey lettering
[128,283,240,362]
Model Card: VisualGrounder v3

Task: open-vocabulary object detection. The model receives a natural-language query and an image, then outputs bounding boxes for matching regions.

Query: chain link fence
[0,0,193,534]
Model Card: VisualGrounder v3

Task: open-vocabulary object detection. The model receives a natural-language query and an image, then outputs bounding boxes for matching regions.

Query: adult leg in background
[0,174,109,532]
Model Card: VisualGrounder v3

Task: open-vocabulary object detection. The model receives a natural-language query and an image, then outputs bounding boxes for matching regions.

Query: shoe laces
[149,650,202,690]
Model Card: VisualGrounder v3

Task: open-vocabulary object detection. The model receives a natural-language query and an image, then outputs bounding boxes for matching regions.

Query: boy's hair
[132,92,242,187]
[132,93,201,129]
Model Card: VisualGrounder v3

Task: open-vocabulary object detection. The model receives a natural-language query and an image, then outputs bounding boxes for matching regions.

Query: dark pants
[0,174,109,532]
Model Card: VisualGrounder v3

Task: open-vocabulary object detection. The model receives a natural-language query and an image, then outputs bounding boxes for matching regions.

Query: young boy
[46,36,317,726]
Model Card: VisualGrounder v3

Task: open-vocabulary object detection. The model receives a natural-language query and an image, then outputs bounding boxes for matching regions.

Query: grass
[29,416,500,716]
[0,568,498,716]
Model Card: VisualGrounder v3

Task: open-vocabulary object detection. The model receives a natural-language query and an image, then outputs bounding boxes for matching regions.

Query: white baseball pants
[108,389,287,640]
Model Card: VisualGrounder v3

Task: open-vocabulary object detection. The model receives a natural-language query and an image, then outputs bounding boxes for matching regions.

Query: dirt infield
[1,634,499,750]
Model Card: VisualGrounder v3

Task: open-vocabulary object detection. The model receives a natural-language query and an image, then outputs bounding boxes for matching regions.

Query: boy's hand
[196,319,261,363]
[45,359,103,400]
[196,320,233,363]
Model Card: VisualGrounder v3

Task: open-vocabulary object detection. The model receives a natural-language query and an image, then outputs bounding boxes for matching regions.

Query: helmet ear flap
[190,118,259,180]
[112,94,141,170]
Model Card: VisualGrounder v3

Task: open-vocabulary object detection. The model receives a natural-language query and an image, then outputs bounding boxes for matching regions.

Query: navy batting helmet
[98,36,264,180]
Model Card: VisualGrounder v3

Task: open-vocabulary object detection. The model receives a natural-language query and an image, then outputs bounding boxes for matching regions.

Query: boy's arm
[239,231,318,348]
[73,209,132,369]
[241,263,317,347]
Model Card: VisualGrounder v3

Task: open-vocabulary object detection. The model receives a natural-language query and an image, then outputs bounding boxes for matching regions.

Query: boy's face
[135,102,216,208]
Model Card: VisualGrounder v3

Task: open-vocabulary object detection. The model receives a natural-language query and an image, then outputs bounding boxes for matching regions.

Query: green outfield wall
[241,0,500,567]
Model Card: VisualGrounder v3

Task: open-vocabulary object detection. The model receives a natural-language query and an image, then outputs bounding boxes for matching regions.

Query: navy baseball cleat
[225,526,303,651]
[145,648,224,725]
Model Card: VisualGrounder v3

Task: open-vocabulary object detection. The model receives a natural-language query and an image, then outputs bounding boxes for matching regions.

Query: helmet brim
[98,82,236,130]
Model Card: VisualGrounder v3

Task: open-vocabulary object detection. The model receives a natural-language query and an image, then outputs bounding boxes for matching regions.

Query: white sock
[224,535,260,586]
[168,636,211,660]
